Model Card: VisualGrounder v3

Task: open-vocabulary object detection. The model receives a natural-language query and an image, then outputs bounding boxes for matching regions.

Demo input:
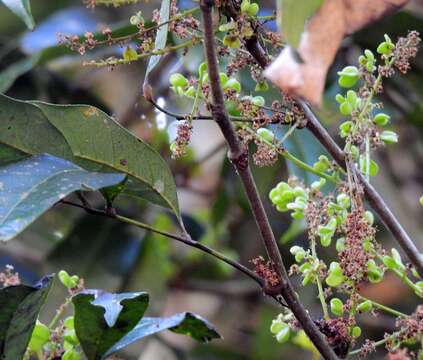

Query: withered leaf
[265,0,409,106]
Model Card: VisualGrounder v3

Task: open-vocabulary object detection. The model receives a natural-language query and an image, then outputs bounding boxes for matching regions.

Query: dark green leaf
[0,275,53,360]
[0,54,40,93]
[279,0,323,48]
[104,312,221,358]
[0,154,125,241]
[0,94,180,217]
[1,0,35,30]
[73,290,149,360]
[144,0,170,83]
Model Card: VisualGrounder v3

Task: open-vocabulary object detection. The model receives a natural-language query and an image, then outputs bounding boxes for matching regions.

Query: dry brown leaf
[264,0,409,106]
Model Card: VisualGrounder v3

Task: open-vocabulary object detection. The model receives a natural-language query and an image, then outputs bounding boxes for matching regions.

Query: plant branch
[236,21,423,279]
[60,199,261,285]
[200,1,338,359]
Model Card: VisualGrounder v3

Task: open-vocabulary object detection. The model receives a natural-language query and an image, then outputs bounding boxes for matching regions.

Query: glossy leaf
[104,312,221,358]
[0,275,53,359]
[0,154,125,241]
[73,290,149,360]
[0,94,180,217]
[1,0,34,30]
[279,0,323,48]
[144,0,170,83]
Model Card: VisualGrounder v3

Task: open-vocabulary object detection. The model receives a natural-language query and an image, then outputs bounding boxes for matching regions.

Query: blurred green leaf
[0,54,40,93]
[0,275,53,360]
[144,0,170,84]
[1,0,34,30]
[0,154,124,241]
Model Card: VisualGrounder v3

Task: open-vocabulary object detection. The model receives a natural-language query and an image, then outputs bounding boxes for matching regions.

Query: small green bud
[198,62,207,77]
[380,130,398,144]
[352,326,362,339]
[257,128,274,142]
[255,81,269,91]
[64,316,74,329]
[364,210,374,225]
[357,300,373,313]
[58,270,77,289]
[419,195,423,206]
[169,73,188,88]
[252,96,265,107]
[219,72,228,85]
[339,102,353,116]
[62,349,81,360]
[184,86,196,98]
[336,237,346,252]
[64,329,79,346]
[223,35,241,48]
[360,157,379,177]
[130,11,143,26]
[346,90,358,106]
[335,94,345,104]
[275,326,290,343]
[337,193,350,209]
[247,2,259,16]
[270,319,287,334]
[223,78,241,93]
[240,0,251,13]
[330,298,344,316]
[391,249,405,270]
[337,66,359,88]
[29,321,50,352]
[367,259,384,283]
[373,113,390,126]
[326,262,344,287]
[339,121,353,137]
[311,178,326,190]
[123,46,138,61]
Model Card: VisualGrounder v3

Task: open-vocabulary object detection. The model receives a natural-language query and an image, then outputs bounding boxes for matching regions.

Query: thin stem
[60,200,263,287]
[357,295,407,318]
[49,296,72,329]
[349,331,401,356]
[311,239,329,320]
[200,1,338,359]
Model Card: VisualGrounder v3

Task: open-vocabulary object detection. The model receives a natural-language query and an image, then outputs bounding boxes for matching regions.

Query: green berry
[169,73,188,88]
[219,72,228,85]
[240,0,251,13]
[336,237,345,252]
[335,94,345,104]
[380,130,398,144]
[123,46,138,61]
[276,326,290,343]
[364,210,374,225]
[223,78,241,93]
[58,270,77,289]
[339,102,353,116]
[360,157,379,177]
[326,262,344,287]
[29,321,50,352]
[373,113,390,126]
[270,320,287,334]
[247,2,259,16]
[357,300,373,313]
[255,81,269,91]
[257,128,274,142]
[367,260,384,283]
[184,86,196,98]
[330,298,344,316]
[337,66,359,88]
[223,35,241,48]
[352,326,362,339]
[62,349,81,360]
[252,96,265,107]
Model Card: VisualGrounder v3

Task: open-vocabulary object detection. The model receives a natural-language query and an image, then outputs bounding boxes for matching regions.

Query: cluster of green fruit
[28,270,81,360]
[268,181,308,220]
